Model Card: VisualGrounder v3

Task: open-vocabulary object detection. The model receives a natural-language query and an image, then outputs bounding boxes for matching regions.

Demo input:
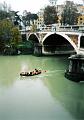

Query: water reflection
[0,56,20,87]
[43,65,84,120]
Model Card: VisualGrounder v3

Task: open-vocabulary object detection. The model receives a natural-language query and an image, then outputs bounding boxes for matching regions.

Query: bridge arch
[42,32,78,54]
[28,33,39,43]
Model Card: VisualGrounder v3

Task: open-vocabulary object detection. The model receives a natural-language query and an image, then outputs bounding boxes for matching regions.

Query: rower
[35,69,38,72]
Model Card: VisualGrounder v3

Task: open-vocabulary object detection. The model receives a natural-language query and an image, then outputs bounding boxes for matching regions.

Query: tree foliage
[22,11,38,26]
[61,1,80,25]
[0,1,11,20]
[0,19,22,53]
[0,19,13,44]
[11,27,22,45]
[31,24,37,32]
[0,2,21,27]
[44,5,58,25]
[0,10,11,20]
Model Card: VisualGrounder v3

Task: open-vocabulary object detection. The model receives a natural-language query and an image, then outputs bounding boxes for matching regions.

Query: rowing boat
[20,71,41,76]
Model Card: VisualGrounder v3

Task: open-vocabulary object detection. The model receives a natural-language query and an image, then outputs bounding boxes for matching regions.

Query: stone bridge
[26,31,84,55]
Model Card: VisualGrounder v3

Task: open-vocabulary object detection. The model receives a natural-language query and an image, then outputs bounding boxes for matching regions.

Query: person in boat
[20,72,29,76]
[29,71,35,76]
[35,69,39,72]
[35,69,41,75]
[25,72,29,76]
[29,72,32,76]
[34,69,38,75]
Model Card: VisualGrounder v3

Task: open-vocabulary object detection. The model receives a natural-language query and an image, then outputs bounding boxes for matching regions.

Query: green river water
[0,55,84,120]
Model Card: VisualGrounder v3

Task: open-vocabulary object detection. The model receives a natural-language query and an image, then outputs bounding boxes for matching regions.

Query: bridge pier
[34,43,42,56]
[65,54,84,82]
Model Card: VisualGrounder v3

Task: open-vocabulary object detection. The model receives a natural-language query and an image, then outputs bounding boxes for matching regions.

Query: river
[0,55,84,120]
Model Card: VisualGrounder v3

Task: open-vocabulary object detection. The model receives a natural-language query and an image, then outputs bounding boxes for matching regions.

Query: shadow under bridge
[42,33,76,55]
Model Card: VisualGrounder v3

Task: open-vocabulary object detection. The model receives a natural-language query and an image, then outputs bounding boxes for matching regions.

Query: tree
[0,19,13,44]
[0,10,10,20]
[44,5,58,25]
[11,27,22,46]
[30,13,38,23]
[0,19,22,54]
[9,11,22,27]
[31,24,37,32]
[0,1,11,12]
[0,1,12,20]
[22,11,31,27]
[61,1,80,25]
[22,11,38,26]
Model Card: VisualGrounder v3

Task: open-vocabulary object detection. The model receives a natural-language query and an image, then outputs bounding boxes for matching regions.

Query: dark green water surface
[0,55,84,120]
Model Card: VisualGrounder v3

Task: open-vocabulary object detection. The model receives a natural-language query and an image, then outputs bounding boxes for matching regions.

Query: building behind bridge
[20,1,84,35]
[34,1,84,32]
